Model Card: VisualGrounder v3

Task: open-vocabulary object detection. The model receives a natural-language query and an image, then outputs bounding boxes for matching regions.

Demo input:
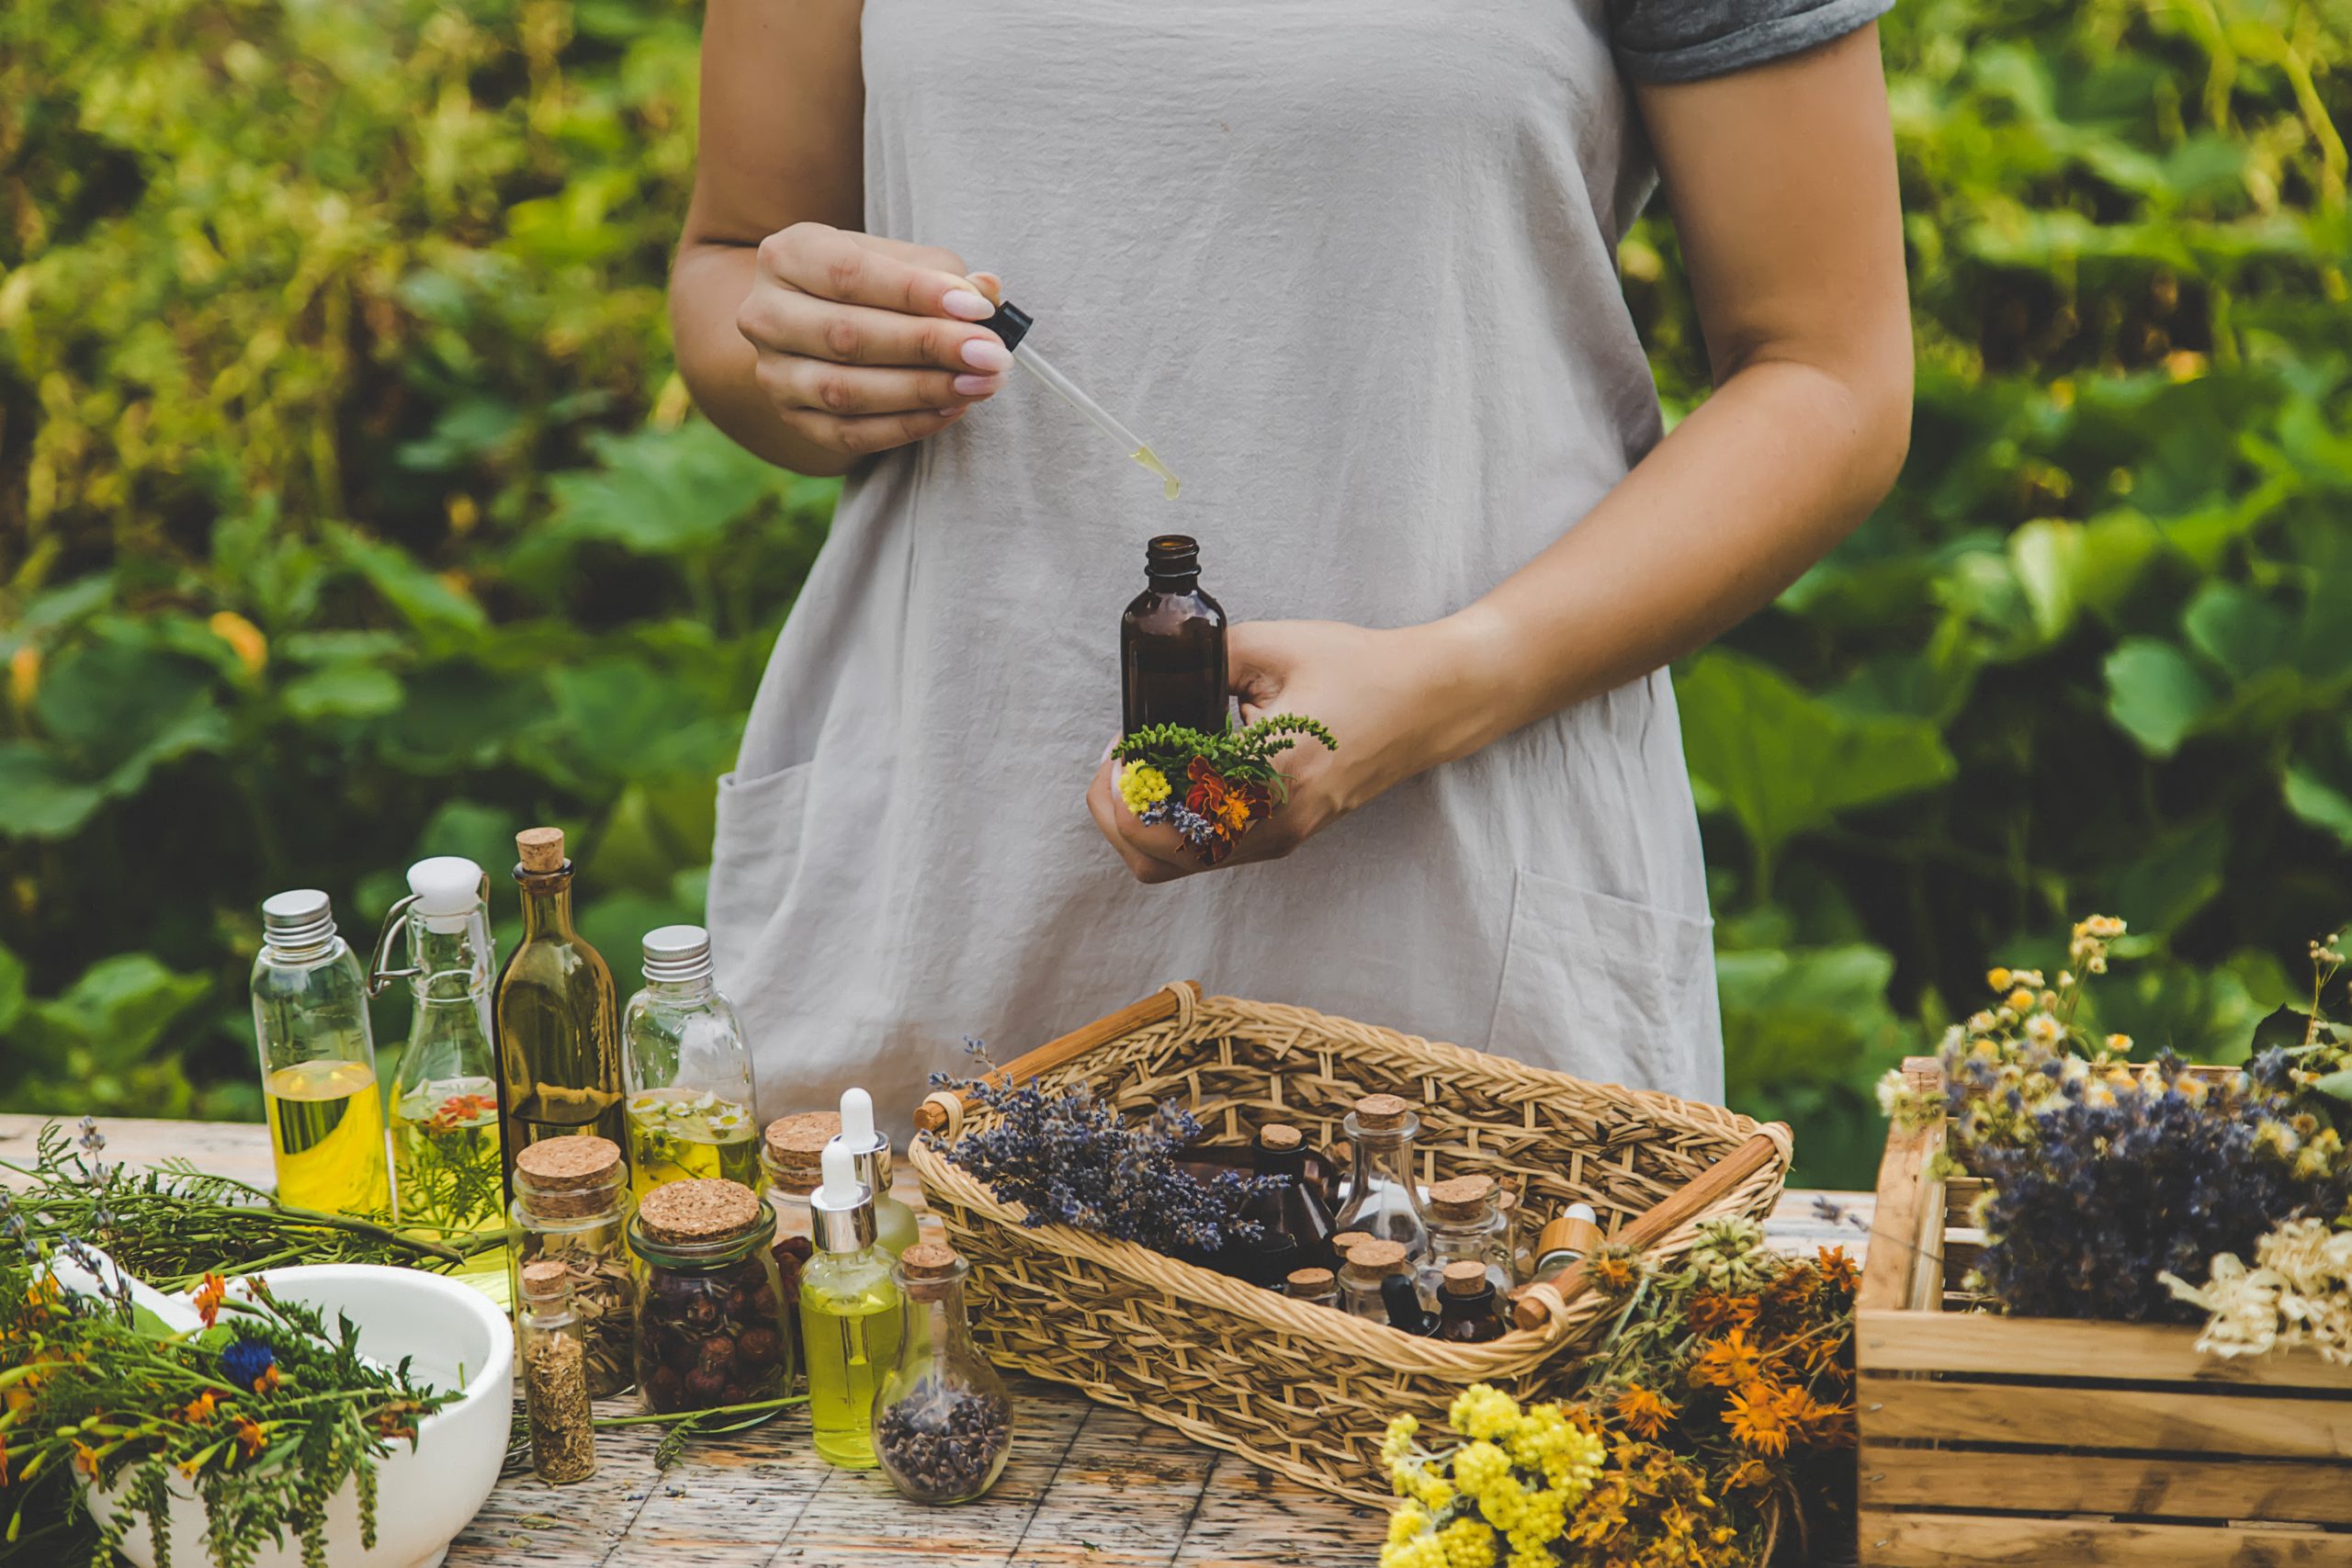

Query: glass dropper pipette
[980,301,1180,499]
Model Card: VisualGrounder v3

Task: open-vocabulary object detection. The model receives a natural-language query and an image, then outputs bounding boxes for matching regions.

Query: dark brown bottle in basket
[1237,1123,1337,1285]
[1122,535,1227,736]
[1432,1260,1507,1344]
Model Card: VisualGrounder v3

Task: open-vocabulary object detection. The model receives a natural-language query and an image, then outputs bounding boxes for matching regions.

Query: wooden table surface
[0,1113,1872,1568]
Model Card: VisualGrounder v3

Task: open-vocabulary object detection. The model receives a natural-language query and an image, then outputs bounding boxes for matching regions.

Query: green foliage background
[3,0,2347,1184]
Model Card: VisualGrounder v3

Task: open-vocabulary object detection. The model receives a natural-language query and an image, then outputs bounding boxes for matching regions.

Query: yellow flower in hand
[1117,761,1172,815]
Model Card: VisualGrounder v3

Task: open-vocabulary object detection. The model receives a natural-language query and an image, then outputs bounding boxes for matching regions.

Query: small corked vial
[1426,1174,1498,1224]
[1338,1238,1411,1322]
[1283,1266,1339,1310]
[1493,1186,1533,1284]
[508,1134,632,1399]
[1352,1093,1411,1131]
[1441,1259,1490,1297]
[874,1243,1015,1504]
[637,1177,763,1247]
[516,825,568,874]
[759,1111,838,1327]
[1435,1259,1506,1344]
[1331,1230,1372,1258]
[518,1259,597,1483]
[1424,1172,1510,1296]
[514,1134,627,1221]
[1257,1122,1305,1153]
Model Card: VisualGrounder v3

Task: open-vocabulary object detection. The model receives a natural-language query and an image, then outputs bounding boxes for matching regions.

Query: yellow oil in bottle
[626,1089,762,1202]
[390,1074,509,1301]
[1131,446,1180,500]
[265,1058,390,1216]
[801,1270,902,1468]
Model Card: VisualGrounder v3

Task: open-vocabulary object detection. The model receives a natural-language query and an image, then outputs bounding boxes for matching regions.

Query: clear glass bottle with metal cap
[799,1141,903,1468]
[518,1259,598,1483]
[1423,1174,1511,1298]
[829,1088,918,1260]
[371,857,505,1298]
[872,1244,1014,1504]
[622,925,761,1202]
[628,1178,794,1416]
[1330,1094,1428,1263]
[510,1134,634,1399]
[252,888,390,1217]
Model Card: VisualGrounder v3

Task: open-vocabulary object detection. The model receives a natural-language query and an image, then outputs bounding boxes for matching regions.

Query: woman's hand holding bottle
[733,223,1008,460]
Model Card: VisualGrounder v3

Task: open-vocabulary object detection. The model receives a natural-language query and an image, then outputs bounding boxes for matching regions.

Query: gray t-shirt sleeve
[1611,0,1894,84]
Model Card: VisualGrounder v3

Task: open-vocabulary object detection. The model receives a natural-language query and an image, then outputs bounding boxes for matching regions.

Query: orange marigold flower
[71,1441,98,1479]
[1686,1290,1757,1334]
[1815,1246,1858,1292]
[1589,1249,1641,1295]
[193,1272,229,1330]
[1724,1381,1792,1455]
[1722,1457,1774,1492]
[232,1415,266,1460]
[1612,1384,1679,1439]
[181,1391,221,1424]
[254,1364,281,1395]
[1690,1327,1764,1389]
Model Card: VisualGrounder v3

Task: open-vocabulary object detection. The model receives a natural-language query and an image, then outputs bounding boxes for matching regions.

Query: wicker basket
[908,981,1791,1502]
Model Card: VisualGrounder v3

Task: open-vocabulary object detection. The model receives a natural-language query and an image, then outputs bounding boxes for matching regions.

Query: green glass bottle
[493,827,624,1207]
[799,1141,902,1468]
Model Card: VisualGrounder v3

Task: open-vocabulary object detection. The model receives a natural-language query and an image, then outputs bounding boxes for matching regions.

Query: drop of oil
[1131,446,1181,501]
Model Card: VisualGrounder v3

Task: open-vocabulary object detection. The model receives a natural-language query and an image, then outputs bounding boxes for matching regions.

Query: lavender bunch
[929,1041,1275,1258]
[1969,1051,2344,1322]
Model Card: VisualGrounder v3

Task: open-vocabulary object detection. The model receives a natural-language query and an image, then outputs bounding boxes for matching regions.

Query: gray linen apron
[708,0,1741,1138]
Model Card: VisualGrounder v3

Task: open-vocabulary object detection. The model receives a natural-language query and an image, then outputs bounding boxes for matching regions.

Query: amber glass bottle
[1121,535,1227,735]
[494,828,624,1205]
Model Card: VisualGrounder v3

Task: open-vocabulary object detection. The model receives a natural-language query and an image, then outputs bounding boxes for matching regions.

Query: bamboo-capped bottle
[493,828,624,1204]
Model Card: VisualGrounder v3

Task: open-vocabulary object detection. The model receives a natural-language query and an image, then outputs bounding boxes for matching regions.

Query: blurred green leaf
[2103,637,2223,755]
[280,663,405,721]
[11,955,211,1072]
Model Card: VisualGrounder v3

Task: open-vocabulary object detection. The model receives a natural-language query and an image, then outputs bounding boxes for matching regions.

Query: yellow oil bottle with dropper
[978,300,1180,498]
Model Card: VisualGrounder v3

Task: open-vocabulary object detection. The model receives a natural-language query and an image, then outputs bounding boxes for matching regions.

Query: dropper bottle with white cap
[369,857,507,1298]
[830,1088,920,1261]
[799,1139,904,1469]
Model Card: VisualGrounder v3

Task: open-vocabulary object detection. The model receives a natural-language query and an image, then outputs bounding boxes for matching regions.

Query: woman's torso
[709,0,1721,1139]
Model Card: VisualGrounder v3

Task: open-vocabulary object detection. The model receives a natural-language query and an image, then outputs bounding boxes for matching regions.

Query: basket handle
[912,980,1203,1138]
[1510,1128,1786,1334]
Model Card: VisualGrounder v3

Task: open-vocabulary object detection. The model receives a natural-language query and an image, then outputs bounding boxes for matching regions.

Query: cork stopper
[513,1135,624,1219]
[1331,1231,1372,1257]
[1258,1123,1304,1152]
[637,1178,762,1246]
[1284,1267,1336,1296]
[1442,1260,1490,1298]
[762,1111,842,1193]
[519,1259,571,1301]
[897,1242,962,1299]
[1428,1174,1498,1223]
[516,827,567,874]
[1342,1238,1409,1279]
[1497,1187,1521,1220]
[1353,1094,1409,1131]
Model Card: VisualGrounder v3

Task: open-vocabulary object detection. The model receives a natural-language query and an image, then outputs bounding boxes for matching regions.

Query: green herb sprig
[1114,713,1336,803]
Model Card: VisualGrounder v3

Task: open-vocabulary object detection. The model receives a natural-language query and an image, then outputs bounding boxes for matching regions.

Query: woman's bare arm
[673,0,1007,475]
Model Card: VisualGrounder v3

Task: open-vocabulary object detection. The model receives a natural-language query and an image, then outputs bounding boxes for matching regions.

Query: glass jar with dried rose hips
[510,1134,634,1399]
[627,1177,796,1415]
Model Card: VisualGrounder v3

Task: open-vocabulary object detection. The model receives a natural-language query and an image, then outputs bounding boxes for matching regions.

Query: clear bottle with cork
[1493,1185,1534,1284]
[1432,1260,1507,1344]
[1236,1122,1336,1286]
[830,1088,920,1260]
[1338,1238,1413,1323]
[1330,1094,1429,1263]
[1423,1174,1512,1299]
[800,1140,903,1468]
[251,889,390,1218]
[628,1178,794,1416]
[1122,535,1227,735]
[623,924,761,1202]
[372,857,505,1300]
[493,827,623,1202]
[1283,1267,1339,1310]
[759,1111,836,1356]
[509,1134,634,1399]
[518,1259,598,1483]
[872,1244,1014,1504]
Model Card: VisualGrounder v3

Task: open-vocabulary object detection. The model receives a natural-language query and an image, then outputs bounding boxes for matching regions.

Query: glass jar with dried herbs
[510,1134,634,1399]
[628,1178,795,1416]
[518,1259,598,1483]
[871,1245,1013,1504]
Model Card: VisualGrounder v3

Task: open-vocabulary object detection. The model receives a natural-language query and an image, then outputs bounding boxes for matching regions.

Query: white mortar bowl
[94,1264,512,1568]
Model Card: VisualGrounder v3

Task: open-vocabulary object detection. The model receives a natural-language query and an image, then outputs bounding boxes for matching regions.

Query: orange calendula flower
[1686,1290,1757,1334]
[1815,1246,1858,1292]
[1612,1385,1678,1439]
[1589,1250,1641,1295]
[232,1414,267,1460]
[181,1391,221,1424]
[1724,1381,1792,1455]
[193,1272,229,1329]
[254,1364,281,1395]
[71,1441,98,1479]
[1690,1327,1764,1390]
[1722,1457,1773,1492]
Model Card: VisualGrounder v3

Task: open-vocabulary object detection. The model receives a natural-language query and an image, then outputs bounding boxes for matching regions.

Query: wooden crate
[1856,1055,2352,1567]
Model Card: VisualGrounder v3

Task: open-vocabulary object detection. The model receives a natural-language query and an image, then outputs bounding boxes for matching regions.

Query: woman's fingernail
[952,373,1003,397]
[943,288,993,321]
[938,405,967,418]
[959,336,1012,372]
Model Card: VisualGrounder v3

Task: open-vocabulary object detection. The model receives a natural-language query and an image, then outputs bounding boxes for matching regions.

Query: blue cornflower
[221,1338,277,1391]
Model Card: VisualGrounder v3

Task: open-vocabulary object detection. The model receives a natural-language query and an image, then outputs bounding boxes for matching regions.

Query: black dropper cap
[978,299,1034,353]
[1381,1273,1435,1336]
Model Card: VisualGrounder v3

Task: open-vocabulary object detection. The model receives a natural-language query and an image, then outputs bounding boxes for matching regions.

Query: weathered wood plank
[1857,1059,1944,1314]
[1861,1444,2352,1527]
[1857,1308,2352,1391]
[1859,1374,2352,1459]
[1860,1510,2352,1566]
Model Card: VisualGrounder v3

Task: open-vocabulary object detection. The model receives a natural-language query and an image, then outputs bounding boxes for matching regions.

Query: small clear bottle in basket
[1331,1095,1429,1262]
[871,1244,1016,1504]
